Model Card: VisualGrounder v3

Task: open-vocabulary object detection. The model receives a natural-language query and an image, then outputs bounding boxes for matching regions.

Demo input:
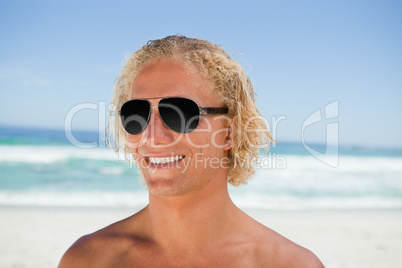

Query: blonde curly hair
[107,35,273,186]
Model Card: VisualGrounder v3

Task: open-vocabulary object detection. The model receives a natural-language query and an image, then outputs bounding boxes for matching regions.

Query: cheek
[126,135,143,165]
[183,132,210,151]
[186,119,223,148]
[127,134,142,152]
[185,128,227,153]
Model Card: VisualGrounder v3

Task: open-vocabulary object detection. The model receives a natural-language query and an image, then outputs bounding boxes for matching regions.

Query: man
[59,35,324,267]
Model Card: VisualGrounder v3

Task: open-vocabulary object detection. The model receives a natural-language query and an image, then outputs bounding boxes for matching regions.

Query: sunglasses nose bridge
[145,104,170,134]
[140,104,176,146]
[148,104,159,121]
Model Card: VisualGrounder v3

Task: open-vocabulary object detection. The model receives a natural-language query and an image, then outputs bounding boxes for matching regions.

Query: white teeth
[148,155,184,164]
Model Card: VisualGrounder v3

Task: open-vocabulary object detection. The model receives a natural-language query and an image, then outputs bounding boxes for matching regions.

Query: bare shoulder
[58,209,148,268]
[250,220,324,268]
[265,237,324,268]
[58,232,101,268]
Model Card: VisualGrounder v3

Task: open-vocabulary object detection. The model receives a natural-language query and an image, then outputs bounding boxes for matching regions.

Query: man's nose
[142,106,175,146]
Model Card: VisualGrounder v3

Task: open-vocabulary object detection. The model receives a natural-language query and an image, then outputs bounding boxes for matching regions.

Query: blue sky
[1,0,401,148]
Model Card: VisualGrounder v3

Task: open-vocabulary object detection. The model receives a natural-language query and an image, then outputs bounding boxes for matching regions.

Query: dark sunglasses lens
[159,98,200,133]
[120,100,150,135]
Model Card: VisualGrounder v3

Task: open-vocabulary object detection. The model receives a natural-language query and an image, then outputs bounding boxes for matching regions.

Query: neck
[144,178,240,249]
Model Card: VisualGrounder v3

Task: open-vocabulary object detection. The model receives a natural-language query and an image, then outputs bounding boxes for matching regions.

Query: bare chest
[109,243,259,268]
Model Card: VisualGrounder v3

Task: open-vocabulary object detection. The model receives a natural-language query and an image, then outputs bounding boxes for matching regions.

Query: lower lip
[145,157,185,169]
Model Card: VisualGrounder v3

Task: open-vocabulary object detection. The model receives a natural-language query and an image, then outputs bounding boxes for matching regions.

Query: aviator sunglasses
[119,97,229,135]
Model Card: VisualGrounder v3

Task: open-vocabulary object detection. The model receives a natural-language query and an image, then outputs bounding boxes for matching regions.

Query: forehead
[131,59,219,106]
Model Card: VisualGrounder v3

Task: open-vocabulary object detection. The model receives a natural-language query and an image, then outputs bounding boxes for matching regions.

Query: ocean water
[1,125,402,210]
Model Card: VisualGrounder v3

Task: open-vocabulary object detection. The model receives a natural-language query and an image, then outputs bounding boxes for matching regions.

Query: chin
[146,179,180,197]
[146,178,195,197]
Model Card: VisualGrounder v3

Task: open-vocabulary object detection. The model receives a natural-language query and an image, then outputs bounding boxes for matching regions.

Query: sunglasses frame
[118,97,229,134]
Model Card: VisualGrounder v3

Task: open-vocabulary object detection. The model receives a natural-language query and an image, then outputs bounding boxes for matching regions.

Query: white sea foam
[0,145,121,163]
[269,155,402,172]
[3,145,401,170]
[252,155,402,189]
[231,154,402,210]
[0,190,148,208]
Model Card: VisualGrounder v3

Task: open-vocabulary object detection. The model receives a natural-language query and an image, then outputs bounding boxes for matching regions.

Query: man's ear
[223,118,233,151]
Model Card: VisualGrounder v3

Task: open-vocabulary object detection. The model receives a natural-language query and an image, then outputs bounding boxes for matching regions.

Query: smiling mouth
[145,155,186,166]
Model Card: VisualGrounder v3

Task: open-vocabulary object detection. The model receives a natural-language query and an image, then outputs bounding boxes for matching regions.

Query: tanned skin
[59,59,324,268]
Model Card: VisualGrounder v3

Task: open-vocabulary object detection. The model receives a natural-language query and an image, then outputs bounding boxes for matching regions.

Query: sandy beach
[1,207,401,268]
